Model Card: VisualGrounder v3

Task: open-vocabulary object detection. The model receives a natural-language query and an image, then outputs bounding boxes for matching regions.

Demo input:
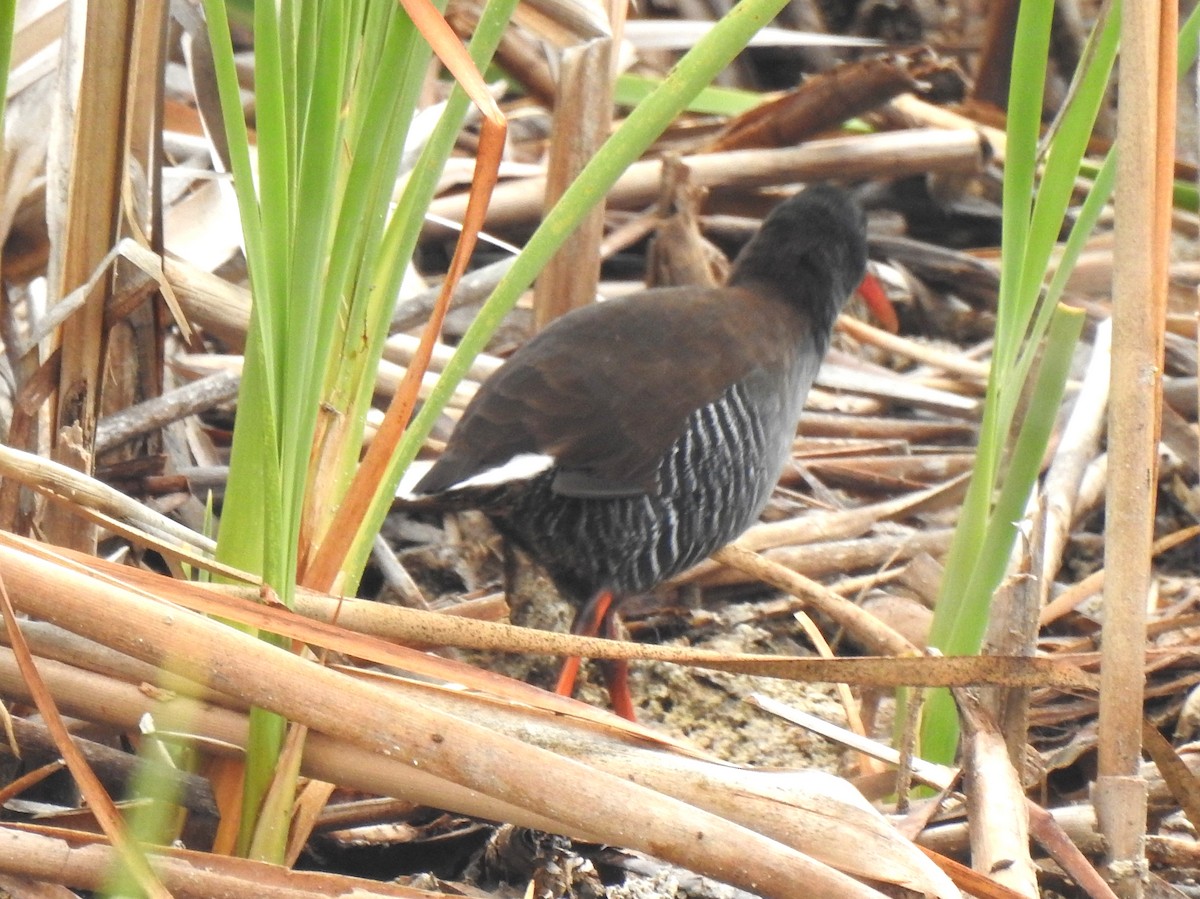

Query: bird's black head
[727,184,869,333]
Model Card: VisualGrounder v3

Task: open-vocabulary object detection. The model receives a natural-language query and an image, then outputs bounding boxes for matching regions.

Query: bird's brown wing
[413,286,794,498]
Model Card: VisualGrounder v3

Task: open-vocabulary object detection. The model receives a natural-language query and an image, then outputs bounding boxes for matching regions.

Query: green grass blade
[614,72,765,115]
[922,305,1085,762]
[294,1,451,551]
[0,0,14,130]
[990,0,1054,377]
[928,0,1056,654]
[929,1,1115,653]
[924,0,1118,763]
[203,0,279,585]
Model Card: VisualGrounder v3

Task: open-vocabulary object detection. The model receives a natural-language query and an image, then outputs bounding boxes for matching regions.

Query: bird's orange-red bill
[856,269,898,333]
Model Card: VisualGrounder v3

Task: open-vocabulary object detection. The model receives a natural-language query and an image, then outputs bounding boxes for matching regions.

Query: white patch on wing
[396,460,436,499]
[453,452,554,489]
[396,453,556,500]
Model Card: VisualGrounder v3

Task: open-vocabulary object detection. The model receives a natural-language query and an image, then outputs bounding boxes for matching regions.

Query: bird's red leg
[554,590,614,698]
[598,610,636,721]
[601,660,635,720]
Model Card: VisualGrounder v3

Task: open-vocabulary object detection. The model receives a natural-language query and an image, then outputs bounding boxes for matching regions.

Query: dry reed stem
[836,315,991,381]
[749,693,958,790]
[533,33,614,326]
[0,572,169,898]
[0,636,954,894]
[0,643,576,836]
[0,536,914,898]
[958,692,1037,898]
[43,5,133,551]
[1025,802,1120,899]
[1097,3,1174,882]
[0,441,215,552]
[424,129,985,239]
[682,472,967,565]
[0,826,431,898]
[1038,319,1111,594]
[694,528,954,589]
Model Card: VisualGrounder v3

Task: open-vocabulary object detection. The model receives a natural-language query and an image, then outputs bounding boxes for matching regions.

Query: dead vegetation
[0,1,1196,898]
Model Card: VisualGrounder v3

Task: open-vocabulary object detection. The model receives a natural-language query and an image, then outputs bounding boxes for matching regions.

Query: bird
[411,184,887,718]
